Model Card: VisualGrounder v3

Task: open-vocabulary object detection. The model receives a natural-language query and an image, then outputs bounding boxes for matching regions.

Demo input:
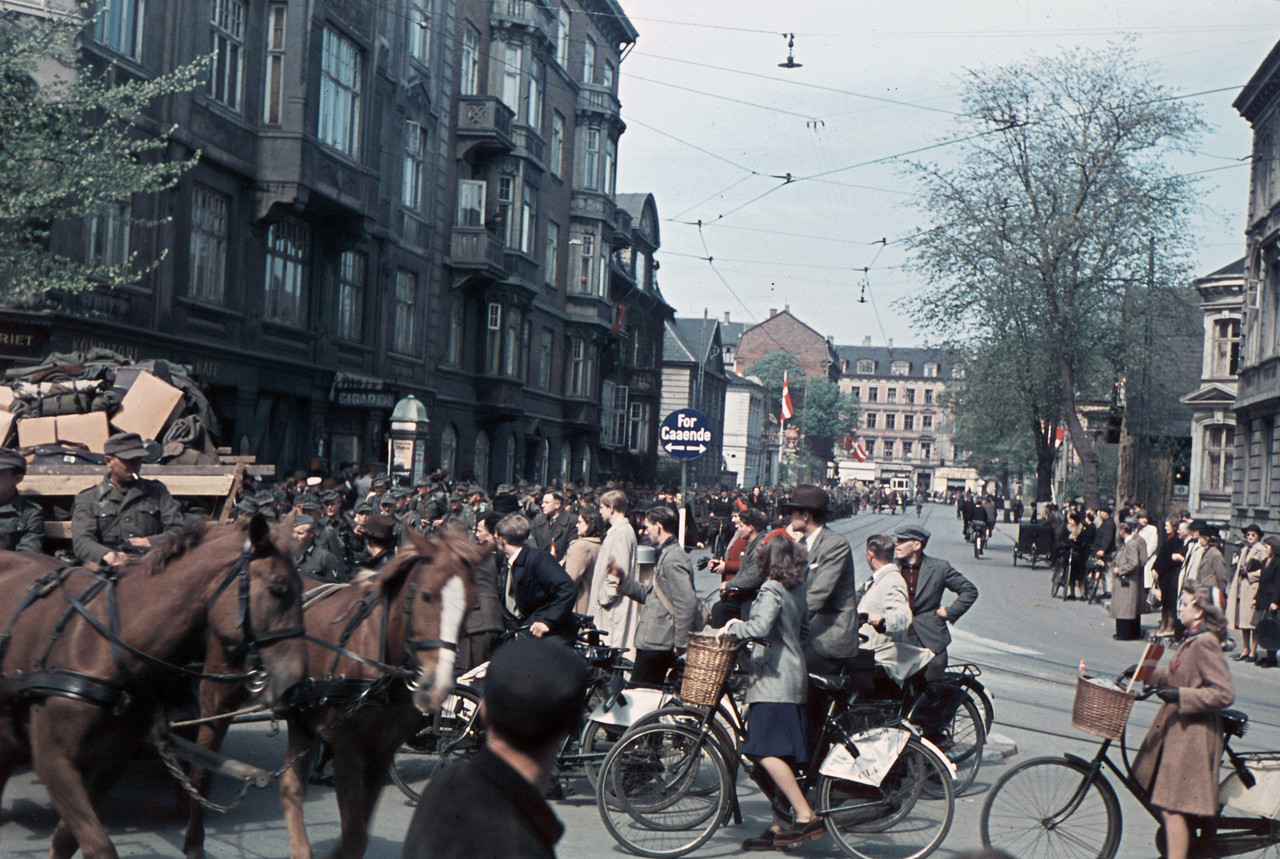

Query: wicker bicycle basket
[1072,676,1136,741]
[681,634,738,707]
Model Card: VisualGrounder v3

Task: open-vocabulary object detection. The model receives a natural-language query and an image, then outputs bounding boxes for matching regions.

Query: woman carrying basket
[723,535,822,851]
[1132,583,1235,859]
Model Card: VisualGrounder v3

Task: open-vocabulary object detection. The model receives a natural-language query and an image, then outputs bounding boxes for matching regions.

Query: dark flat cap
[353,500,373,514]
[320,490,342,503]
[782,484,829,513]
[0,448,26,473]
[104,432,149,460]
[371,475,390,488]
[893,525,931,545]
[364,513,397,543]
[484,637,590,744]
[294,514,315,528]
[296,494,322,510]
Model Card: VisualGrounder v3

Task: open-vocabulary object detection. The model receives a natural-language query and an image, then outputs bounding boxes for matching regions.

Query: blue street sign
[660,408,714,461]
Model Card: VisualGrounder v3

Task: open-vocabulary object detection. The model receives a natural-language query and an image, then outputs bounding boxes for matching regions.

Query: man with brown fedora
[784,484,859,674]
[71,432,184,567]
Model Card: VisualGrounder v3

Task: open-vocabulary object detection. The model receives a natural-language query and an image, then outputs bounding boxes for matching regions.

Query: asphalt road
[4,502,1278,858]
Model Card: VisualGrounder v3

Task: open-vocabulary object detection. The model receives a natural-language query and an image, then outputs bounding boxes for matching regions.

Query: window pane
[190,187,228,304]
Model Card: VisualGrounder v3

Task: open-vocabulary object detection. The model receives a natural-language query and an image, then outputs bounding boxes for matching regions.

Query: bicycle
[971,520,989,559]
[1083,555,1108,604]
[980,671,1280,859]
[945,662,996,735]
[596,635,956,859]
[1050,548,1070,600]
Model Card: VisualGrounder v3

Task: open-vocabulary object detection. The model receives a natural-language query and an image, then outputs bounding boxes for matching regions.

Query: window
[886,388,897,403]
[318,27,361,156]
[440,424,458,476]
[865,413,877,429]
[612,384,628,446]
[581,36,595,83]
[407,0,430,64]
[520,183,536,254]
[545,221,559,285]
[864,439,875,457]
[550,112,565,178]
[208,0,246,111]
[603,61,614,90]
[446,298,464,365]
[906,388,916,404]
[538,328,553,389]
[526,57,543,130]
[951,366,966,379]
[392,269,417,353]
[920,442,932,460]
[497,176,514,245]
[264,217,309,326]
[456,179,485,227]
[885,413,896,430]
[460,25,480,95]
[924,389,934,405]
[568,337,593,396]
[503,307,521,376]
[501,43,522,113]
[264,4,286,124]
[903,414,914,431]
[629,401,650,453]
[597,247,608,297]
[503,433,516,483]
[576,233,594,292]
[583,129,599,189]
[579,444,591,482]
[87,201,131,269]
[923,362,939,378]
[555,7,569,68]
[485,302,502,375]
[1205,425,1234,493]
[601,380,616,444]
[857,359,876,374]
[903,441,913,458]
[402,120,428,210]
[473,429,490,484]
[922,414,933,431]
[335,250,365,341]
[94,0,143,60]
[1213,318,1241,377]
[189,187,228,304]
[520,319,531,383]
[890,360,910,376]
[883,440,895,458]
[604,139,616,194]
[866,387,878,402]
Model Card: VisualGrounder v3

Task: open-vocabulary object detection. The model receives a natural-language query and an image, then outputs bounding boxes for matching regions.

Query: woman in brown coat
[563,506,605,615]
[1132,584,1235,859]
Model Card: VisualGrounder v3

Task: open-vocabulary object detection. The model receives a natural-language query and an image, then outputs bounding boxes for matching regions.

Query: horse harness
[0,543,305,715]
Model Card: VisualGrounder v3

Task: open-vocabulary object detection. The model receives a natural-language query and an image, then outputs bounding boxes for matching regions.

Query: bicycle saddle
[808,673,852,695]
[1221,709,1249,738]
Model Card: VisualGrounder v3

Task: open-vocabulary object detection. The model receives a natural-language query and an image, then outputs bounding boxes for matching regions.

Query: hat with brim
[104,432,150,460]
[1246,523,1265,537]
[893,525,931,545]
[364,514,397,543]
[782,484,829,514]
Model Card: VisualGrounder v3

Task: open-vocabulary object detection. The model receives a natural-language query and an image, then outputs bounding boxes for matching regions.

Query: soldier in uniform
[292,514,348,582]
[318,489,351,557]
[359,513,399,572]
[345,500,372,566]
[0,448,45,553]
[71,432,184,567]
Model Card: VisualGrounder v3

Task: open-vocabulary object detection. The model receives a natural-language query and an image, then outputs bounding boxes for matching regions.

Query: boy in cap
[71,432,184,567]
[0,448,44,553]
[402,636,589,859]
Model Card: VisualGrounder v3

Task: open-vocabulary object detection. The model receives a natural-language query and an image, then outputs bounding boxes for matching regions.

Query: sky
[613,0,1280,349]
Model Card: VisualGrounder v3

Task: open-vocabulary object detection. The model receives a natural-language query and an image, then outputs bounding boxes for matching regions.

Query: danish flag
[781,371,795,423]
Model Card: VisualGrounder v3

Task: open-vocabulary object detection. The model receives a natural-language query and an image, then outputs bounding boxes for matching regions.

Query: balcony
[513,125,546,169]
[570,190,616,223]
[577,82,621,121]
[490,0,555,47]
[449,227,506,280]
[563,398,601,431]
[476,375,524,420]
[456,96,515,159]
[628,368,658,395]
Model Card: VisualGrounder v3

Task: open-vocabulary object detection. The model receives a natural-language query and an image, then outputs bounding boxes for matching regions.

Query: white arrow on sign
[665,443,708,453]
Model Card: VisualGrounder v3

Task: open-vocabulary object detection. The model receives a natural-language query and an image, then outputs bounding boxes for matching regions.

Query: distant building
[733,307,840,382]
[834,339,977,493]
[661,316,728,487]
[1182,260,1245,523]
[723,373,771,488]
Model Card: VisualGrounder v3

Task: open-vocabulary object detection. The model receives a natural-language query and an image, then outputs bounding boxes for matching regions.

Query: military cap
[378,495,396,507]
[371,475,390,488]
[103,432,149,460]
[294,514,316,528]
[893,525,931,545]
[415,476,433,488]
[364,513,397,543]
[296,494,322,510]
[449,491,464,503]
[320,490,342,503]
[483,637,590,745]
[0,448,26,473]
[353,500,373,514]
[233,496,260,515]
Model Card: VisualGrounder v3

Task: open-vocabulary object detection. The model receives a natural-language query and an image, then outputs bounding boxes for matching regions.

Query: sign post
[660,408,714,548]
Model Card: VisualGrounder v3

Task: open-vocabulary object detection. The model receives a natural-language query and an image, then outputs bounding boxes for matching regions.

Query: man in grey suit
[786,484,859,674]
[893,525,979,681]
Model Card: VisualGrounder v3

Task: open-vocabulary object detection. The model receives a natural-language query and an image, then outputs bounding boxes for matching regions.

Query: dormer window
[856,359,876,374]
[951,366,966,379]
[923,362,939,378]
[890,360,910,376]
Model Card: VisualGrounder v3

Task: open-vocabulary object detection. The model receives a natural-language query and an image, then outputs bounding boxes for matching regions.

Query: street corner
[983,731,1018,762]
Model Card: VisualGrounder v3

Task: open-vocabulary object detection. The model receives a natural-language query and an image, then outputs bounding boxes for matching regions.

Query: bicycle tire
[818,736,954,859]
[934,694,985,796]
[980,755,1122,859]
[595,722,732,858]
[1202,806,1280,858]
[946,672,995,734]
[1050,561,1067,600]
[1085,567,1102,604]
[389,685,483,803]
[581,719,628,790]
[627,704,741,770]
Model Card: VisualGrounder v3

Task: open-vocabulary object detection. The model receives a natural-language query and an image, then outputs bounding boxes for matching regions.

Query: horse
[182,523,479,859]
[0,513,307,859]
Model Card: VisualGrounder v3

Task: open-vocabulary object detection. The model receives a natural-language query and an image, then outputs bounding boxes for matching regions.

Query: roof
[1235,40,1280,123]
[834,344,956,379]
[1204,258,1246,279]
[616,192,659,249]
[665,318,726,378]
[720,320,748,349]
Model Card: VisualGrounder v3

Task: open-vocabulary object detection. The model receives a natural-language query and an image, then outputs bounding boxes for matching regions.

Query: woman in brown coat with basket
[1132,584,1235,859]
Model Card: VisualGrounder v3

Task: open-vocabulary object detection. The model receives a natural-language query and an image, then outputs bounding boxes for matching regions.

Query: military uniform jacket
[0,493,45,553]
[72,477,184,565]
[296,542,348,582]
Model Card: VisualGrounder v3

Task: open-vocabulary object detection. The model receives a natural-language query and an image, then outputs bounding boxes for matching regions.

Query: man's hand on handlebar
[528,621,550,638]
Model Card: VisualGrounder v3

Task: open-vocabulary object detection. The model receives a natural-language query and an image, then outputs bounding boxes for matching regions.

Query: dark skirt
[741,702,809,764]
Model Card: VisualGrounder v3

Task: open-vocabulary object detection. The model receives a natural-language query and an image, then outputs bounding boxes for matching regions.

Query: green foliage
[904,41,1203,505]
[0,7,204,305]
[800,376,860,462]
[745,350,805,415]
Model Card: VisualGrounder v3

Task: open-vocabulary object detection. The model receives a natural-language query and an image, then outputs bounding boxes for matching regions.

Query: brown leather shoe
[775,818,825,847]
[742,828,777,851]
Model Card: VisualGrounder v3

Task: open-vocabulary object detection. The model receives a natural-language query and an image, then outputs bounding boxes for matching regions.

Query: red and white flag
[1126,643,1165,693]
[852,437,868,463]
[781,371,795,423]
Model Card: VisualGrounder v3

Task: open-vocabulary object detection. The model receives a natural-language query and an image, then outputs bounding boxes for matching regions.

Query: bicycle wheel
[389,685,483,803]
[1051,561,1067,600]
[818,736,954,859]
[627,704,741,771]
[1085,568,1102,604]
[581,719,627,789]
[1204,807,1280,858]
[931,695,985,796]
[947,672,995,735]
[980,756,1122,859]
[596,722,732,858]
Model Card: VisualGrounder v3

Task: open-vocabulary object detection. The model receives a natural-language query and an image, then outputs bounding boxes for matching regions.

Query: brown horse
[0,513,307,859]
[183,523,478,859]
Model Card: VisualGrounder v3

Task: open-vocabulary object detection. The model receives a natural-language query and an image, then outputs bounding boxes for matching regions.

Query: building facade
[722,372,770,488]
[1182,260,1245,524]
[732,307,841,383]
[0,0,668,488]
[661,316,728,487]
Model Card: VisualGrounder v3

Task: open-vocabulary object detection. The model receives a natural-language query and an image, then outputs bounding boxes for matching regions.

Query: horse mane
[126,519,216,577]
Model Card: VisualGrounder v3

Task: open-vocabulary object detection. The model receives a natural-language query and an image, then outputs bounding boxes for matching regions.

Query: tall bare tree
[905,42,1203,505]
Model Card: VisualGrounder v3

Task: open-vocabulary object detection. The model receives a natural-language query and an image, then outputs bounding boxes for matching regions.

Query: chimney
[724,311,730,323]
[888,338,893,348]
[863,336,871,347]
[769,308,778,318]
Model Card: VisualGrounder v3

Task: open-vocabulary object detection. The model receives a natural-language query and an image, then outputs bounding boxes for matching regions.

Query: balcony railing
[456,96,515,155]
[450,226,506,277]
[513,125,545,166]
[578,82,621,119]
[490,0,555,45]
